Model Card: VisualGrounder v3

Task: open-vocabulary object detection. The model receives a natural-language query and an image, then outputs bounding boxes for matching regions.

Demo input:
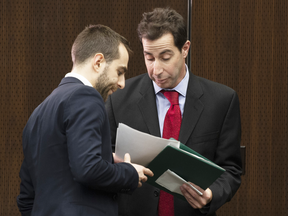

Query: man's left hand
[180,182,212,209]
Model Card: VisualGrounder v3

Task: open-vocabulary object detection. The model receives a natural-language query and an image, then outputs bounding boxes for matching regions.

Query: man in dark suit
[17,24,153,216]
[106,8,242,216]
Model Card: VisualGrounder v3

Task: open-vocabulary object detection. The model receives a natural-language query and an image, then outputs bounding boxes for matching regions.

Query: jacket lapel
[179,73,204,144]
[137,75,161,137]
[135,72,204,143]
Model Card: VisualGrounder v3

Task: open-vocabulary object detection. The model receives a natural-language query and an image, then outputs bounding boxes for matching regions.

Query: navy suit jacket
[106,72,242,216]
[17,77,138,216]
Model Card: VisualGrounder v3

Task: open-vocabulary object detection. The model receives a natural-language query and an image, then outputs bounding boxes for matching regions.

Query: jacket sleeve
[17,157,34,216]
[208,91,242,213]
[65,87,138,193]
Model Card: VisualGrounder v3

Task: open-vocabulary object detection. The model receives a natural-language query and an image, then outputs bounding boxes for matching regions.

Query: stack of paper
[115,123,180,166]
[115,123,225,199]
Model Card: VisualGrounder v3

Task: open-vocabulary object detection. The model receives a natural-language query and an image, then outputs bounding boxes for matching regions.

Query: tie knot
[161,90,179,105]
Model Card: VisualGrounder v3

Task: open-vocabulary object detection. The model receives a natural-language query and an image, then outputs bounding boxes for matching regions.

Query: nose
[153,60,163,76]
[118,74,125,89]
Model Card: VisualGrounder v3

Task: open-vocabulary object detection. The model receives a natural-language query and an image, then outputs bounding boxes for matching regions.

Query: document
[115,123,225,199]
[146,144,225,200]
[115,123,179,166]
[155,169,203,196]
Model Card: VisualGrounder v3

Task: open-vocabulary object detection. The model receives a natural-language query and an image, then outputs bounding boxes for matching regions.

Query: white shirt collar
[153,64,189,96]
[65,72,93,87]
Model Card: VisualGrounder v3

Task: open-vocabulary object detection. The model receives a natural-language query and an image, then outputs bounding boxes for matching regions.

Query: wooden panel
[1,0,287,215]
[0,0,186,215]
[191,0,287,215]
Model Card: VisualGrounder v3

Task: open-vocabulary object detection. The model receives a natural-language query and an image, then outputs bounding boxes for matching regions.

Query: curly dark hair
[137,8,187,52]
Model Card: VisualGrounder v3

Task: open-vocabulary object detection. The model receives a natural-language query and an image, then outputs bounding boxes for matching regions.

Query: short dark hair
[71,24,132,65]
[137,8,187,52]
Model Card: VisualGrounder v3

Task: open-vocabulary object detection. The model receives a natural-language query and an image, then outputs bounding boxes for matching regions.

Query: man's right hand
[124,153,154,187]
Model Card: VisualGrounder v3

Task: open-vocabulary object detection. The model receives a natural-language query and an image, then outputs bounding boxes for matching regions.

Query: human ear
[92,53,105,72]
[182,40,191,58]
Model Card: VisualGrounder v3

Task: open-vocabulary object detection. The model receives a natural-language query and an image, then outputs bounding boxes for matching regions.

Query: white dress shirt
[65,72,93,87]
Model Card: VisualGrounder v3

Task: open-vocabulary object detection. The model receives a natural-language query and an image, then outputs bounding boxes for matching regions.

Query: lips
[111,86,118,93]
[154,78,167,84]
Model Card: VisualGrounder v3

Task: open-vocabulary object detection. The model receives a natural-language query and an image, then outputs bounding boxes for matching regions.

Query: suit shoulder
[196,75,237,96]
[56,83,103,102]
[125,73,148,89]
[111,73,149,98]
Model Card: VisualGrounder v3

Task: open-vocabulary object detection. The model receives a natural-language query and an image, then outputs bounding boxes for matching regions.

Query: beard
[95,66,117,101]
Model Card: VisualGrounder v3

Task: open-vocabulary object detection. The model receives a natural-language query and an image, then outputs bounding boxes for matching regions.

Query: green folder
[146,140,225,200]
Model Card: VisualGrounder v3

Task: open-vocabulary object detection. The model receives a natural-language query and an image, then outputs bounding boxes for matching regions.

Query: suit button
[154,191,159,197]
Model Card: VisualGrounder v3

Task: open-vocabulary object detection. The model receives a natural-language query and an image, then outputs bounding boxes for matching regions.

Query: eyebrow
[118,66,128,73]
[144,49,174,56]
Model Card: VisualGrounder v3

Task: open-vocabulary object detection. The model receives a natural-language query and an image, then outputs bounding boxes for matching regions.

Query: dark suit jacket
[106,72,242,216]
[17,77,138,216]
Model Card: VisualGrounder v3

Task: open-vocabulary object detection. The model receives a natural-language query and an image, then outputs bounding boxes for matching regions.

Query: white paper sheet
[155,169,185,195]
[115,123,180,167]
[155,169,203,196]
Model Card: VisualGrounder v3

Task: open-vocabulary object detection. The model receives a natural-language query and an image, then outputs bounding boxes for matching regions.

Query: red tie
[158,90,182,216]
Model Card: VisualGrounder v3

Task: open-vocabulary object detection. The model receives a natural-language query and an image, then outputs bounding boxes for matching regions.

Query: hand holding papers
[123,153,154,188]
[115,123,225,200]
[156,169,203,196]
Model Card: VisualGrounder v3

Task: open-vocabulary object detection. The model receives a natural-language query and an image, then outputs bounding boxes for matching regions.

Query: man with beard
[17,24,153,216]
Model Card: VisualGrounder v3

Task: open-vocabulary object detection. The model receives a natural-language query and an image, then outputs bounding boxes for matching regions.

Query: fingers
[121,154,154,188]
[129,163,154,188]
[180,182,211,209]
[139,175,148,183]
[136,166,153,182]
[138,181,142,187]
[137,173,147,188]
[123,153,131,163]
[143,167,154,177]
[180,184,199,208]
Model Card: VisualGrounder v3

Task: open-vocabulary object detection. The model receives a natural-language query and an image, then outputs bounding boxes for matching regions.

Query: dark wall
[0,0,287,215]
[0,1,187,215]
[191,1,287,215]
